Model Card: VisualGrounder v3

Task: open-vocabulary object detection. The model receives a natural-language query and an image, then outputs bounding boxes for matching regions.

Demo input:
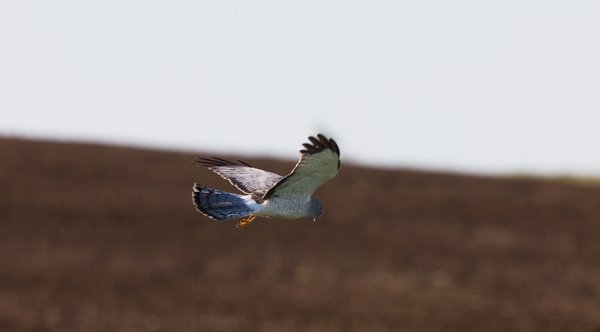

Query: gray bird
[192,134,340,228]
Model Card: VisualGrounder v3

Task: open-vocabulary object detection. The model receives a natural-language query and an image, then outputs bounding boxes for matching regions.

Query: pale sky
[1,1,599,175]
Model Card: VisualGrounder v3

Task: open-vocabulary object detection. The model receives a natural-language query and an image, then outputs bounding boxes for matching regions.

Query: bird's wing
[263,134,340,199]
[195,157,283,196]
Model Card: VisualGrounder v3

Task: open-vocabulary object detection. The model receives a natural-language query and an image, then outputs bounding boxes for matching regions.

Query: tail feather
[192,184,255,221]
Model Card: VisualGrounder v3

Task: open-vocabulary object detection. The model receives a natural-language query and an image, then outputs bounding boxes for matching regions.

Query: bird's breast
[257,196,312,219]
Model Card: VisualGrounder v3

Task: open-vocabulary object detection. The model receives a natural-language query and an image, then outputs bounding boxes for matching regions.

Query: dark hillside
[1,138,600,331]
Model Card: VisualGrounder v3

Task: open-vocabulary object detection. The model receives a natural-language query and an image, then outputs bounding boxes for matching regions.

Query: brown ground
[1,138,600,332]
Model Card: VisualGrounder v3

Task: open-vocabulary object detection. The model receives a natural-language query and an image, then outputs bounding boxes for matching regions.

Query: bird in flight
[192,134,340,229]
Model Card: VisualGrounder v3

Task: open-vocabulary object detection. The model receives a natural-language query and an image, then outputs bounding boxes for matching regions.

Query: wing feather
[196,157,283,195]
[263,134,340,199]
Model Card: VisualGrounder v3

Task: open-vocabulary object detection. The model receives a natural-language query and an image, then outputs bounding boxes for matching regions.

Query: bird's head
[310,197,323,222]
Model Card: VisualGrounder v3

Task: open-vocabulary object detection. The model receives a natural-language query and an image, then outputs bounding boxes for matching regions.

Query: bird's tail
[192,184,256,221]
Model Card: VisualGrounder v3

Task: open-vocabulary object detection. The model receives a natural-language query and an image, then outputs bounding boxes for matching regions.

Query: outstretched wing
[196,157,283,196]
[263,134,340,199]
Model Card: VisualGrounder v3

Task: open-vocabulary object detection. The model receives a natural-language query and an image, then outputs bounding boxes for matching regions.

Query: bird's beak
[313,217,319,223]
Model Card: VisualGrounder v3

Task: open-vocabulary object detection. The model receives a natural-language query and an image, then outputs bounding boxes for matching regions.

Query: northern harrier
[192,134,340,228]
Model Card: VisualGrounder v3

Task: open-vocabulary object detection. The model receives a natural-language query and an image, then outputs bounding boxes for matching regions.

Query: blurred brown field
[1,138,600,332]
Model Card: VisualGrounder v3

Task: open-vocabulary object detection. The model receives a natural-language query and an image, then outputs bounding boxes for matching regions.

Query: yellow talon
[236,215,256,229]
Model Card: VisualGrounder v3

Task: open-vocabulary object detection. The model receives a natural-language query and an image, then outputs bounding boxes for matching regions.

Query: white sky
[1,1,599,175]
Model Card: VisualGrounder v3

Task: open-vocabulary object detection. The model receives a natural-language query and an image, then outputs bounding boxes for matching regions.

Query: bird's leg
[236,215,256,229]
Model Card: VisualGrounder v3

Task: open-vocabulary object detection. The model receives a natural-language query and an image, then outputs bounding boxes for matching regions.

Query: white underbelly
[257,197,311,219]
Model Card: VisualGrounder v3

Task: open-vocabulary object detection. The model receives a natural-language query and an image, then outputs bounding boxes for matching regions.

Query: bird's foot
[236,215,256,229]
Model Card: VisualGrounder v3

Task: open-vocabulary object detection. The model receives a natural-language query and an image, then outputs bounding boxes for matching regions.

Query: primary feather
[263,134,340,199]
[195,157,283,196]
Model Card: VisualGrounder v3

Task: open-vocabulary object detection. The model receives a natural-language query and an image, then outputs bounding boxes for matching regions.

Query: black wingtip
[195,156,253,168]
[299,134,340,157]
[237,159,253,167]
